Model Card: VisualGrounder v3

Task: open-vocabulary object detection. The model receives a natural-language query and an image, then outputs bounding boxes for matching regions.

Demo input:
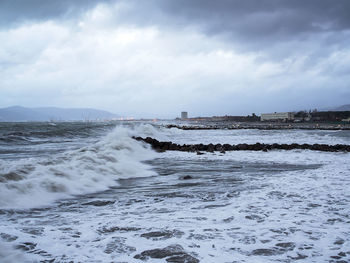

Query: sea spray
[0,125,157,209]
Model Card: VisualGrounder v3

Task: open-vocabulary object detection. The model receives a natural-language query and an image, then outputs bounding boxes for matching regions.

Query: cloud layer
[0,0,349,117]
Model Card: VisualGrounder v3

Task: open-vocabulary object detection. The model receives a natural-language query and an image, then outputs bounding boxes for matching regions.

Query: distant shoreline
[1,120,350,130]
[166,122,350,131]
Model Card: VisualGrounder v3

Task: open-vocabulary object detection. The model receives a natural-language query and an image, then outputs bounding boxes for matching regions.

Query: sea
[0,122,349,263]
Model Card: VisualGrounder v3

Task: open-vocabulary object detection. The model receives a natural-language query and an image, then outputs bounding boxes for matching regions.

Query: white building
[181,111,188,119]
[261,112,294,121]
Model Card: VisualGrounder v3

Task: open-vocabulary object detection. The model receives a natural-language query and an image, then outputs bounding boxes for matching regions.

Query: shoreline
[166,122,350,130]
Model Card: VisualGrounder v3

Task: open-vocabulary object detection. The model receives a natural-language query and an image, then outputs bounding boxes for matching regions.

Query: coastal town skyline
[1,104,350,122]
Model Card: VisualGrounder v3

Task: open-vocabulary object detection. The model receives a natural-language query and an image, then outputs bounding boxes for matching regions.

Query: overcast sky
[1,0,349,118]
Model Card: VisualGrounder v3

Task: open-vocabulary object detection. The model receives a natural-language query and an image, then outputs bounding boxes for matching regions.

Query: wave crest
[0,126,157,209]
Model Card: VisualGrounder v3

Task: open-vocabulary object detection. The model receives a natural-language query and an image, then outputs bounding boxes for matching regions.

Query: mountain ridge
[0,106,119,122]
[325,104,350,111]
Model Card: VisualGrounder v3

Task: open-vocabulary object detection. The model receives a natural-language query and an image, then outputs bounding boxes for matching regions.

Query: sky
[0,0,350,118]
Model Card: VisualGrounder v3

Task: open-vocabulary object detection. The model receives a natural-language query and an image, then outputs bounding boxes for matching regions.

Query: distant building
[261,112,294,122]
[181,111,188,119]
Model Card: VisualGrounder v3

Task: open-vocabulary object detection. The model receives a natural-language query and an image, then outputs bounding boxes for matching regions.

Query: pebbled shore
[134,136,350,153]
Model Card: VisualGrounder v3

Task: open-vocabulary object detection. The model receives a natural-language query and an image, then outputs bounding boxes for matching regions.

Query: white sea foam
[0,242,27,263]
[0,126,157,209]
[5,148,348,262]
[159,128,350,146]
[1,125,349,262]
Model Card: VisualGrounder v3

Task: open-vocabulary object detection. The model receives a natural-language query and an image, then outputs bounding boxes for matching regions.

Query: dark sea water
[0,122,349,262]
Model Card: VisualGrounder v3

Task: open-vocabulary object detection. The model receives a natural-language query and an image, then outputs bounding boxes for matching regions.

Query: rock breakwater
[133,136,350,153]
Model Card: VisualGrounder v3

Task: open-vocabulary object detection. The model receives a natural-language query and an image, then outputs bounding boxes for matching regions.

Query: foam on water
[0,242,28,263]
[2,149,348,262]
[0,123,349,262]
[0,125,157,209]
[162,127,350,146]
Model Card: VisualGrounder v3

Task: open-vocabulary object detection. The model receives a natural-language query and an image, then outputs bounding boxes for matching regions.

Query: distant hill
[331,104,350,111]
[0,106,119,122]
[326,104,350,111]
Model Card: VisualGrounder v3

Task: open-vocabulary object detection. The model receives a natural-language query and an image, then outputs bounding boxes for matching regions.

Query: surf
[0,125,158,209]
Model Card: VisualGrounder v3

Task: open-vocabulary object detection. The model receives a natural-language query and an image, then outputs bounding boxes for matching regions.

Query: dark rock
[222,216,234,223]
[188,145,197,152]
[253,143,263,150]
[182,175,193,180]
[169,144,180,150]
[162,142,171,151]
[133,136,350,153]
[82,200,115,206]
[180,145,189,151]
[223,144,232,151]
[166,254,200,263]
[334,238,345,245]
[215,144,223,151]
[271,143,280,149]
[207,144,215,152]
[98,226,141,234]
[237,144,248,150]
[281,144,289,150]
[0,172,23,182]
[231,145,239,151]
[275,242,295,251]
[338,252,346,257]
[196,151,204,155]
[251,248,280,256]
[331,255,342,259]
[15,242,37,251]
[301,143,309,149]
[291,143,300,149]
[134,244,185,260]
[245,214,264,222]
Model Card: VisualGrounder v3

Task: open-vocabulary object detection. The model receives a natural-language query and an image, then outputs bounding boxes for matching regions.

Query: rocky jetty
[133,136,350,153]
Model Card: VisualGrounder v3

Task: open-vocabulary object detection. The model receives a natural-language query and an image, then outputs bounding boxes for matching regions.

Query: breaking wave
[0,125,159,209]
[0,122,115,147]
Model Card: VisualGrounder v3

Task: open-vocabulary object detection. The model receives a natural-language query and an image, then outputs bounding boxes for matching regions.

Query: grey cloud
[3,1,350,46]
[155,0,350,38]
[100,0,350,58]
[0,0,111,27]
[0,0,349,116]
